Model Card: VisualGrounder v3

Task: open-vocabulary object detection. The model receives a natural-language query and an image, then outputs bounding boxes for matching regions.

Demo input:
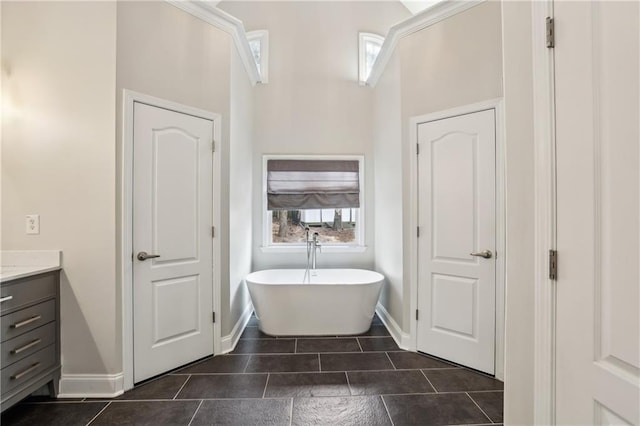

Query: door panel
[555,1,640,424]
[417,109,496,375]
[153,128,200,263]
[431,274,477,338]
[133,102,214,383]
[432,135,476,260]
[152,276,200,345]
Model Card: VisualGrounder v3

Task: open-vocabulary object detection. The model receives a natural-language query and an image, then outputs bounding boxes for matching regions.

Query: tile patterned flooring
[1,315,504,425]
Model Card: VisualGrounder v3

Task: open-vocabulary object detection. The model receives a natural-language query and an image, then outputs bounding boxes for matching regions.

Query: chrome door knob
[470,250,493,259]
[137,251,161,261]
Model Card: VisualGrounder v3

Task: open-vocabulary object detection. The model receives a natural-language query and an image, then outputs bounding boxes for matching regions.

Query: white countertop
[0,250,62,283]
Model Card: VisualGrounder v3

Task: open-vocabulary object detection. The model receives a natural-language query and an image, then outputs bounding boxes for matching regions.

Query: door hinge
[416,143,420,155]
[212,226,215,238]
[417,226,420,238]
[212,140,216,152]
[546,17,555,48]
[415,309,419,321]
[212,312,216,323]
[549,249,558,280]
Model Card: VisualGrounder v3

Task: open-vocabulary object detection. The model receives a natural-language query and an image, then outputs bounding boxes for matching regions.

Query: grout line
[234,349,403,355]
[85,401,111,426]
[350,335,392,339]
[294,339,298,354]
[23,400,96,405]
[466,392,495,424]
[318,353,322,372]
[243,356,251,373]
[421,370,438,393]
[71,367,461,383]
[344,371,353,396]
[173,375,191,400]
[262,373,270,399]
[233,351,302,356]
[421,366,462,370]
[356,338,364,352]
[385,352,396,370]
[380,395,396,426]
[187,400,204,426]
[79,392,486,403]
[288,398,294,426]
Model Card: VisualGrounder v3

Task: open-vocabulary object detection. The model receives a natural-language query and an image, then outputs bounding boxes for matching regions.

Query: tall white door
[555,2,640,424]
[416,109,496,375]
[133,102,214,383]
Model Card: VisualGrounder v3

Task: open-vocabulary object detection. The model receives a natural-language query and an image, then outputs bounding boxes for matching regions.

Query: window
[247,30,269,83]
[358,32,384,85]
[263,155,365,251]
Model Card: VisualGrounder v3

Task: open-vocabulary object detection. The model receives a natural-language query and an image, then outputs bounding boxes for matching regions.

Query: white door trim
[121,90,222,390]
[531,1,557,424]
[409,98,506,380]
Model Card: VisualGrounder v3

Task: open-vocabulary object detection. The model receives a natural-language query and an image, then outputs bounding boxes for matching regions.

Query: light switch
[26,215,40,234]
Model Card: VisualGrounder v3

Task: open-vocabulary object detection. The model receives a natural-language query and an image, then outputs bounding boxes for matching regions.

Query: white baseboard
[221,303,253,354]
[376,302,411,350]
[58,373,124,398]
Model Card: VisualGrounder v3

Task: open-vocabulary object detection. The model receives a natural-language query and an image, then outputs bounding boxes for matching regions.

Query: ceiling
[211,0,446,16]
[398,0,446,15]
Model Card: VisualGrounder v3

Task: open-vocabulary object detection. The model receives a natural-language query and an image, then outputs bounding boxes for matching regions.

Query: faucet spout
[312,232,321,270]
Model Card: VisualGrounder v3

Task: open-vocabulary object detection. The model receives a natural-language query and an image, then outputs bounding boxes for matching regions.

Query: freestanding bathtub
[245,269,384,336]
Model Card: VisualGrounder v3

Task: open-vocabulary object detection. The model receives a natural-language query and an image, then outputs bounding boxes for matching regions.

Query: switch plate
[26,215,40,234]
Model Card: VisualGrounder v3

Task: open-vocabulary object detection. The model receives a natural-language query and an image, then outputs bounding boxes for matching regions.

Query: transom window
[263,155,365,249]
[247,30,269,83]
[359,32,384,85]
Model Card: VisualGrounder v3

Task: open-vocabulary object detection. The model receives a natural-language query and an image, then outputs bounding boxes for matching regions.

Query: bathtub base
[246,269,384,337]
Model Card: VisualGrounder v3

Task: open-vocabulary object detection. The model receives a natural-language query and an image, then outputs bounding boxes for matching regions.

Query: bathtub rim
[245,268,385,286]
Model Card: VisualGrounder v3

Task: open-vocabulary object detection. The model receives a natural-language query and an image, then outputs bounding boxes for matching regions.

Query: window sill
[260,245,368,254]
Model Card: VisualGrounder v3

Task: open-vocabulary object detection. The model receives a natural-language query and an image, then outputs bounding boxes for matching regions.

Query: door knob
[137,251,161,261]
[470,250,493,259]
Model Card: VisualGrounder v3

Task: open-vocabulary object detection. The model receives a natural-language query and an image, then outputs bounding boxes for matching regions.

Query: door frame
[531,0,557,423]
[408,98,506,380]
[120,89,222,391]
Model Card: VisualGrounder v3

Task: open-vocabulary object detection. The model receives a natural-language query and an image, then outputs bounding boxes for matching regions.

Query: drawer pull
[11,338,42,355]
[0,295,13,303]
[11,315,42,329]
[11,362,41,380]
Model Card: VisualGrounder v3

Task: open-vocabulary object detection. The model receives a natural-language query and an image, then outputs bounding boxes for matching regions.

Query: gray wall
[115,0,234,366]
[372,48,404,328]
[372,2,536,423]
[1,0,252,378]
[219,1,410,272]
[2,1,119,375]
[373,1,504,330]
[228,46,254,336]
[501,1,535,424]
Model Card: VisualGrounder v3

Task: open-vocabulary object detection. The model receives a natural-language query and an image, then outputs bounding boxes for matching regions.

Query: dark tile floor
[1,314,504,425]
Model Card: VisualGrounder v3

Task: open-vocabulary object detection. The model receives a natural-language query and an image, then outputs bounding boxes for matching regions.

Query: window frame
[261,154,366,253]
[358,32,385,86]
[247,30,269,84]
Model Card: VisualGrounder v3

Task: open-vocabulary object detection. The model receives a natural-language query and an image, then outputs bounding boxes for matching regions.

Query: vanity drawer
[1,345,56,396]
[0,273,57,314]
[1,323,56,368]
[1,300,55,342]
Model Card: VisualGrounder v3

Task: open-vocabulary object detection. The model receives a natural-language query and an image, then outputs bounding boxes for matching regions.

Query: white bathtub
[245,269,384,336]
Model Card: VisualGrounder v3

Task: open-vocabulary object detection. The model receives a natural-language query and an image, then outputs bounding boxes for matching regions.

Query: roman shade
[267,159,360,210]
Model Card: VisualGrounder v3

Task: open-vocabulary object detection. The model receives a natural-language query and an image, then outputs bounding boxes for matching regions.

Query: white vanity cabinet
[0,270,60,412]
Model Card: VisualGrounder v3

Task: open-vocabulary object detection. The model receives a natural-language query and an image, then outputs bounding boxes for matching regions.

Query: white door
[417,109,496,375]
[555,2,640,424]
[133,102,215,383]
